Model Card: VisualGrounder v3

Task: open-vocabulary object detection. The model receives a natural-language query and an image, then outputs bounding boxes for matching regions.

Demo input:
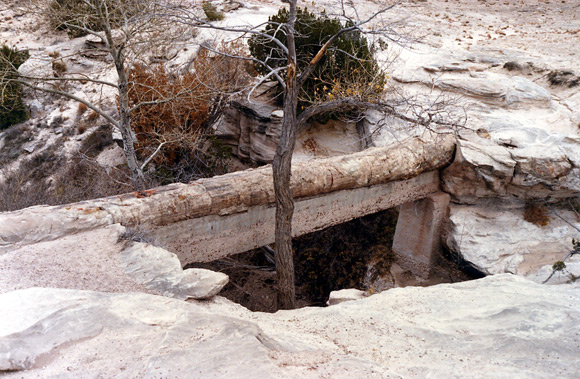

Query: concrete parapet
[392,192,451,278]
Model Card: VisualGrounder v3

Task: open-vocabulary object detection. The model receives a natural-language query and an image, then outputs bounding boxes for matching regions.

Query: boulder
[393,45,553,106]
[212,98,363,163]
[0,226,227,301]
[444,200,580,280]
[212,99,282,162]
[442,129,580,203]
[121,242,228,300]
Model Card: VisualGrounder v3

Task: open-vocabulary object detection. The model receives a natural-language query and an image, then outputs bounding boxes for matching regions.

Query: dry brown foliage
[128,42,254,167]
[524,202,550,227]
[77,102,88,115]
[129,63,209,165]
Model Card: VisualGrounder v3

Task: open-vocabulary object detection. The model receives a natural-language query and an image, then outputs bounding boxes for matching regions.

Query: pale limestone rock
[443,129,580,203]
[1,275,579,377]
[327,288,368,305]
[444,201,580,279]
[121,242,228,300]
[212,99,363,163]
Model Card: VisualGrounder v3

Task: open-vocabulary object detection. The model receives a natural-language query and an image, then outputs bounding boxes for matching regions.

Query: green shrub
[0,45,29,130]
[202,2,225,21]
[248,8,385,115]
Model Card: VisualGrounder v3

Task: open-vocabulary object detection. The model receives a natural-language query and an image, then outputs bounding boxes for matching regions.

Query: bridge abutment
[392,192,451,278]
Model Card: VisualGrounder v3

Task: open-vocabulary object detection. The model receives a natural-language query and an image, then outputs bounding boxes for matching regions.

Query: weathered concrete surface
[0,135,455,252]
[156,171,440,264]
[392,192,451,278]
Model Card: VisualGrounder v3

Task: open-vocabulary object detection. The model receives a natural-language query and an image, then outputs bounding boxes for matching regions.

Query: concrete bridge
[0,135,455,277]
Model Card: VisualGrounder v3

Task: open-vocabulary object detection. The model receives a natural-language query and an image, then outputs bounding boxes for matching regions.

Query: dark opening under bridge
[0,135,455,277]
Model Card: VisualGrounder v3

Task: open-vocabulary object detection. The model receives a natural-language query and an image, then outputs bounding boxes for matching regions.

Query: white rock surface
[121,242,229,300]
[1,275,579,377]
[0,225,149,295]
[0,226,227,301]
[445,201,580,280]
[385,26,580,282]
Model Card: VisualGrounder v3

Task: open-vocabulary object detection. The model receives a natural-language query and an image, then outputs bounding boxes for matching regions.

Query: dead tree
[1,0,203,189]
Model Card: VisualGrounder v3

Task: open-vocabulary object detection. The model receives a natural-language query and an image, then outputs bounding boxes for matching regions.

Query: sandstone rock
[396,58,552,107]
[85,30,124,49]
[212,99,281,162]
[1,275,579,377]
[504,75,552,105]
[222,1,243,13]
[444,200,580,279]
[21,140,39,154]
[95,144,126,168]
[212,98,363,163]
[443,129,580,203]
[0,288,286,375]
[327,288,368,305]
[121,242,228,300]
[17,56,52,79]
[0,226,150,295]
[528,261,580,285]
[0,225,227,300]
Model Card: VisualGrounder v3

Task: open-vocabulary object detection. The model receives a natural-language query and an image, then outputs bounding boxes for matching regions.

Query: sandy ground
[407,0,580,69]
[3,0,578,69]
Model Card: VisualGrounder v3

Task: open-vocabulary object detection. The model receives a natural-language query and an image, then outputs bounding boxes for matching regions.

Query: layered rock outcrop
[212,98,364,164]
[379,42,580,282]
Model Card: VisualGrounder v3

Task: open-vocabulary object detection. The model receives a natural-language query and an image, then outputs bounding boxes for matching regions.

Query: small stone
[271,110,284,118]
[327,288,368,305]
[22,140,37,153]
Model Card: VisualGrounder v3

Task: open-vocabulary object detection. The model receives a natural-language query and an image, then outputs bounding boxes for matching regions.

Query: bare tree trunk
[273,0,298,310]
[100,3,145,190]
[116,65,145,190]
